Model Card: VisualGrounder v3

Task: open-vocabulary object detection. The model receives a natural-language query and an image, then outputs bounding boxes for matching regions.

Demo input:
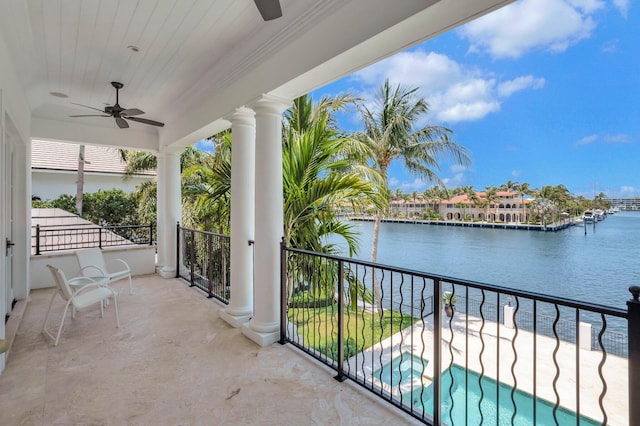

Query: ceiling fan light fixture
[69,82,164,129]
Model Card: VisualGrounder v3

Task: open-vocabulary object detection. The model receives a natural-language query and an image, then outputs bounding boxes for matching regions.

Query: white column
[243,95,290,347]
[159,151,181,278]
[220,107,256,327]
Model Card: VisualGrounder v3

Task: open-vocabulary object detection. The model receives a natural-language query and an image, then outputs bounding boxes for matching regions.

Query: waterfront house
[1,1,636,425]
[442,190,533,223]
[390,190,533,223]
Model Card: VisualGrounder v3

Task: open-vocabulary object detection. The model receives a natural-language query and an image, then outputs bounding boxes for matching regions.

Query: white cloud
[388,177,400,188]
[498,76,546,97]
[195,138,215,152]
[613,0,629,18]
[603,133,631,143]
[505,145,518,152]
[450,164,468,173]
[574,134,599,146]
[617,185,638,196]
[400,178,428,192]
[459,0,598,59]
[352,50,544,123]
[511,170,521,178]
[574,133,632,147]
[442,173,466,187]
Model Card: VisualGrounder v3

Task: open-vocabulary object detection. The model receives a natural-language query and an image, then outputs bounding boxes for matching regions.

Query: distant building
[604,197,640,211]
[31,140,155,200]
[390,190,533,222]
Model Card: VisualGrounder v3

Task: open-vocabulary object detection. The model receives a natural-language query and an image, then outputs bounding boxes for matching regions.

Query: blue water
[373,351,428,387]
[338,211,640,310]
[420,365,600,426]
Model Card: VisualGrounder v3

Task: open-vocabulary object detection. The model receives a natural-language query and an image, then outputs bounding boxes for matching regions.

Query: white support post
[220,108,256,327]
[579,321,592,351]
[159,151,181,278]
[504,304,515,329]
[243,95,290,347]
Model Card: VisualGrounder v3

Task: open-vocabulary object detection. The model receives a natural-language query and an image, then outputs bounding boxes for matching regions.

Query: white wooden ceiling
[0,0,512,149]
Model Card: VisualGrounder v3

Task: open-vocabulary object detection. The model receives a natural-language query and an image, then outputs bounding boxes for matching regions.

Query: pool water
[376,354,600,425]
[421,365,600,426]
[373,351,428,387]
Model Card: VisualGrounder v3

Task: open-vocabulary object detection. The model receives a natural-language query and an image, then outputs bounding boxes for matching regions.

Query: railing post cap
[629,286,640,302]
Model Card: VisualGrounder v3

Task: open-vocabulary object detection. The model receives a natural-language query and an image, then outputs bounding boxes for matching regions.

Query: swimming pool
[420,365,600,425]
[372,351,428,387]
[376,354,600,425]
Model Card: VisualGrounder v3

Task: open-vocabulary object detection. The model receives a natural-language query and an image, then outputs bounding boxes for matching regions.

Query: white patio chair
[76,247,133,295]
[42,265,120,346]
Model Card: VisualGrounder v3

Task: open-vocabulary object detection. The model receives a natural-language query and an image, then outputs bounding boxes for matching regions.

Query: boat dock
[349,217,574,232]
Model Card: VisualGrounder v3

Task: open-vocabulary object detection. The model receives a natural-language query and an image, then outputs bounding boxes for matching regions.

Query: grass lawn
[288,304,420,360]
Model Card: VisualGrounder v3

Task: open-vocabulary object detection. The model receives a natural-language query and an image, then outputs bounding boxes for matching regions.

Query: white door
[4,125,14,316]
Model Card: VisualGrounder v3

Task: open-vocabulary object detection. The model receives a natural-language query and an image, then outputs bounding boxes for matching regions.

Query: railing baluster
[175,222,180,278]
[335,258,345,382]
[279,240,287,345]
[433,277,442,426]
[629,286,640,426]
[35,224,41,255]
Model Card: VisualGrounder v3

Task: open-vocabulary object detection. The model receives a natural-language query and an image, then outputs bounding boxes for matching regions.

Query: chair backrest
[76,247,107,276]
[46,264,74,301]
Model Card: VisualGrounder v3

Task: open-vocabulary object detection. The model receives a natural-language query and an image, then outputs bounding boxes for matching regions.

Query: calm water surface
[340,211,640,309]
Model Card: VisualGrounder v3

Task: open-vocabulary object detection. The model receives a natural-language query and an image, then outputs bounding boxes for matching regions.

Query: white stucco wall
[30,245,157,290]
[32,170,154,200]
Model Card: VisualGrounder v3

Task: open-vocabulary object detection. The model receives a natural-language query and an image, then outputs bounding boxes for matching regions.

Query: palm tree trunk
[76,145,85,216]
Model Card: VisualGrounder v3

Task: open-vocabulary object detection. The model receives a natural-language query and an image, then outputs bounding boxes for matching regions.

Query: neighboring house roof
[31,139,155,176]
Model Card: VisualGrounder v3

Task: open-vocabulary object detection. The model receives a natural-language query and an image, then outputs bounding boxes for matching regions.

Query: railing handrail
[33,223,154,254]
[283,245,628,318]
[178,226,230,239]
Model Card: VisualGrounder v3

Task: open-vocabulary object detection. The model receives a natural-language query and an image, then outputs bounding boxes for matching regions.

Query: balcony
[0,274,418,425]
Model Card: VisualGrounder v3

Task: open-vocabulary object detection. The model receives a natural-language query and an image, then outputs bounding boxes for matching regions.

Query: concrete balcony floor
[0,275,418,425]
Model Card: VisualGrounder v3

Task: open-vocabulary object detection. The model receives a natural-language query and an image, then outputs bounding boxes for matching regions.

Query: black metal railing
[177,225,230,304]
[33,223,154,254]
[280,245,635,425]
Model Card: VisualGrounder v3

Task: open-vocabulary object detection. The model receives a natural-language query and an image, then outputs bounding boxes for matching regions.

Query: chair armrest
[81,265,108,277]
[72,281,114,296]
[107,258,131,273]
[68,276,99,287]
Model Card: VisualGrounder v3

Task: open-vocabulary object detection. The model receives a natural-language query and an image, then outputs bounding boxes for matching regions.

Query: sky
[306,0,639,198]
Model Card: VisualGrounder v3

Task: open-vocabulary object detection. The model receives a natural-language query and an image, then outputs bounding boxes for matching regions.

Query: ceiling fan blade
[70,102,106,113]
[254,0,282,21]
[69,114,111,117]
[125,116,165,127]
[121,108,144,116]
[116,117,129,128]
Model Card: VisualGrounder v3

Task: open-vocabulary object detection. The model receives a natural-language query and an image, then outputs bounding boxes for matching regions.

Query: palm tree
[355,79,470,314]
[282,95,384,254]
[516,182,531,223]
[485,186,499,222]
[182,133,232,233]
[500,180,519,193]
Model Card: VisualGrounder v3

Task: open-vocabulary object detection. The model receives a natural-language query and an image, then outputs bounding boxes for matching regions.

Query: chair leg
[112,292,120,328]
[54,301,73,346]
[100,298,104,318]
[128,275,133,295]
[41,291,58,334]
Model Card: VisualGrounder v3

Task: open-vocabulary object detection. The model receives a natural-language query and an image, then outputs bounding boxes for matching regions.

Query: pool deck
[0,275,420,425]
[348,309,628,425]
